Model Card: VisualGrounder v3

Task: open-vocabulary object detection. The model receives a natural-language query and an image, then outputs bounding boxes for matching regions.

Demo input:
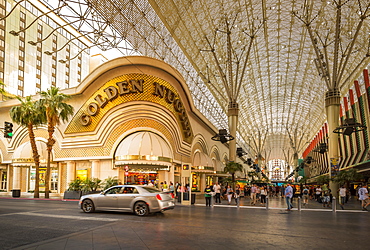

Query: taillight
[156,194,162,200]
[170,192,174,198]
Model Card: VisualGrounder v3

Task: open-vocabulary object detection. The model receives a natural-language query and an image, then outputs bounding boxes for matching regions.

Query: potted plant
[102,176,119,190]
[81,178,102,195]
[63,178,83,199]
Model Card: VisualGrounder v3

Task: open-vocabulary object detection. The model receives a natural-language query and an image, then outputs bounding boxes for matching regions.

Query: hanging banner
[330,158,339,177]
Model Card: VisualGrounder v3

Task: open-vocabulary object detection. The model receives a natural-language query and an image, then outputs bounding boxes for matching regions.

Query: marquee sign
[65,73,193,139]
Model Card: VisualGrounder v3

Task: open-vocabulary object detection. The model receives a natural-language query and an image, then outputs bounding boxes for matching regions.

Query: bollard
[298,197,301,211]
[211,195,214,207]
[237,197,240,208]
[332,197,336,213]
[266,196,269,210]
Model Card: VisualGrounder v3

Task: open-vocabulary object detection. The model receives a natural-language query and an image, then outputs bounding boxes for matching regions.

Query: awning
[12,140,48,166]
[115,131,173,167]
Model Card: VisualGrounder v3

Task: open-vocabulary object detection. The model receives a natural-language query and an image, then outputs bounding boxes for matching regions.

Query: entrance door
[0,170,7,190]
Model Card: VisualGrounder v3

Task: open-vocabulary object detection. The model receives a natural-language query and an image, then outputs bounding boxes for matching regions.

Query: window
[123,187,138,194]
[105,187,122,194]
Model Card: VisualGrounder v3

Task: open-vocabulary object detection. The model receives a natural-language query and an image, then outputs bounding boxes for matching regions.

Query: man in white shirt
[338,186,346,210]
[213,183,221,204]
[358,183,369,211]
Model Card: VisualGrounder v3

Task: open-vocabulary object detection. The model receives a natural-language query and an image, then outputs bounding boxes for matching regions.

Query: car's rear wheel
[82,199,95,213]
[134,201,149,216]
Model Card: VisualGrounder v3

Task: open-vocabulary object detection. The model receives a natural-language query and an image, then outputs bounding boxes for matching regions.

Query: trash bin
[191,193,196,204]
[12,189,21,198]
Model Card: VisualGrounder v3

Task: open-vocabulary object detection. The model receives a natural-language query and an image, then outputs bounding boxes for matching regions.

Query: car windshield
[141,187,161,193]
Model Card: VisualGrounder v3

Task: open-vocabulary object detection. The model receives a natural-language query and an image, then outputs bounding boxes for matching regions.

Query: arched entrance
[114,131,173,187]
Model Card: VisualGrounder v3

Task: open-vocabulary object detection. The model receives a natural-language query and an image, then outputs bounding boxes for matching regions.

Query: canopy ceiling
[41,0,370,163]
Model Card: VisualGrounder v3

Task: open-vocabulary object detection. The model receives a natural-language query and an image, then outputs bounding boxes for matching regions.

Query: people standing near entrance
[213,182,222,204]
[338,185,347,210]
[204,185,212,207]
[358,183,369,211]
[250,184,257,205]
[169,182,174,195]
[285,183,293,211]
[163,181,168,191]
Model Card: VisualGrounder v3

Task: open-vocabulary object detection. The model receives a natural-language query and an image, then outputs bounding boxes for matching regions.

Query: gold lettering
[94,94,108,108]
[116,81,130,94]
[104,86,118,101]
[80,113,92,126]
[87,102,99,116]
[130,79,144,93]
[165,89,176,104]
[174,99,183,112]
[153,82,166,98]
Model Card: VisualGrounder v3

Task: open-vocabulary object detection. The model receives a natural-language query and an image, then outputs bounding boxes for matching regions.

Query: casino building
[0,56,231,195]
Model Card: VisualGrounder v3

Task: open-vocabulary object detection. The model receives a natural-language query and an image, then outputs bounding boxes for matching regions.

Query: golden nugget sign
[80,77,192,138]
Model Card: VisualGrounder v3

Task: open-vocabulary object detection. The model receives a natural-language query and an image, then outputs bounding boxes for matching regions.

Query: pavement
[0,192,367,250]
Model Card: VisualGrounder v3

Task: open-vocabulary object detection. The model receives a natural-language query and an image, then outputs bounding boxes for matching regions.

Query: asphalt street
[0,198,369,250]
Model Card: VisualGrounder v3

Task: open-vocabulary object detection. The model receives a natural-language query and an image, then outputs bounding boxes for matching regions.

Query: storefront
[11,140,58,193]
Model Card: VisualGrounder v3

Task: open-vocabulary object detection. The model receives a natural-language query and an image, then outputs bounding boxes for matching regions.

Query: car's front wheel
[82,199,95,213]
[134,201,149,216]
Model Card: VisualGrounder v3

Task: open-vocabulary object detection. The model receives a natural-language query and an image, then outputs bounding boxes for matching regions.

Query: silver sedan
[79,185,175,216]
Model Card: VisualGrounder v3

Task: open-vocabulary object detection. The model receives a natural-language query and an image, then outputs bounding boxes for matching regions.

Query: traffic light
[183,165,189,170]
[4,122,13,138]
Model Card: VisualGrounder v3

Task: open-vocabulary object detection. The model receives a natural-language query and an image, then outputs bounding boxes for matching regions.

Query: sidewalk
[187,193,365,211]
[0,191,365,211]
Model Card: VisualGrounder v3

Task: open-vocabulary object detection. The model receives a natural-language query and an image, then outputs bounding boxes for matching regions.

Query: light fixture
[313,143,327,154]
[237,147,246,157]
[333,118,366,136]
[211,129,234,144]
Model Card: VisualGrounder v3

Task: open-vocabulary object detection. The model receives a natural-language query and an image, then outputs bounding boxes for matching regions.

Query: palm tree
[224,161,244,190]
[39,87,74,198]
[316,175,330,185]
[333,168,363,188]
[10,96,46,198]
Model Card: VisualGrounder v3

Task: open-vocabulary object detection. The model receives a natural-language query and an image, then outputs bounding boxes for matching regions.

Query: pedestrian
[315,185,322,202]
[169,182,174,194]
[227,186,234,205]
[250,184,257,205]
[358,183,369,211]
[338,185,346,210]
[285,183,293,211]
[256,185,261,202]
[235,185,240,205]
[204,185,212,207]
[322,188,331,208]
[260,186,267,205]
[302,186,309,206]
[163,181,168,191]
[213,182,222,204]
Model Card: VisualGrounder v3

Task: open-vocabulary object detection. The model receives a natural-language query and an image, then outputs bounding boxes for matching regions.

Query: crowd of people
[199,182,369,211]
